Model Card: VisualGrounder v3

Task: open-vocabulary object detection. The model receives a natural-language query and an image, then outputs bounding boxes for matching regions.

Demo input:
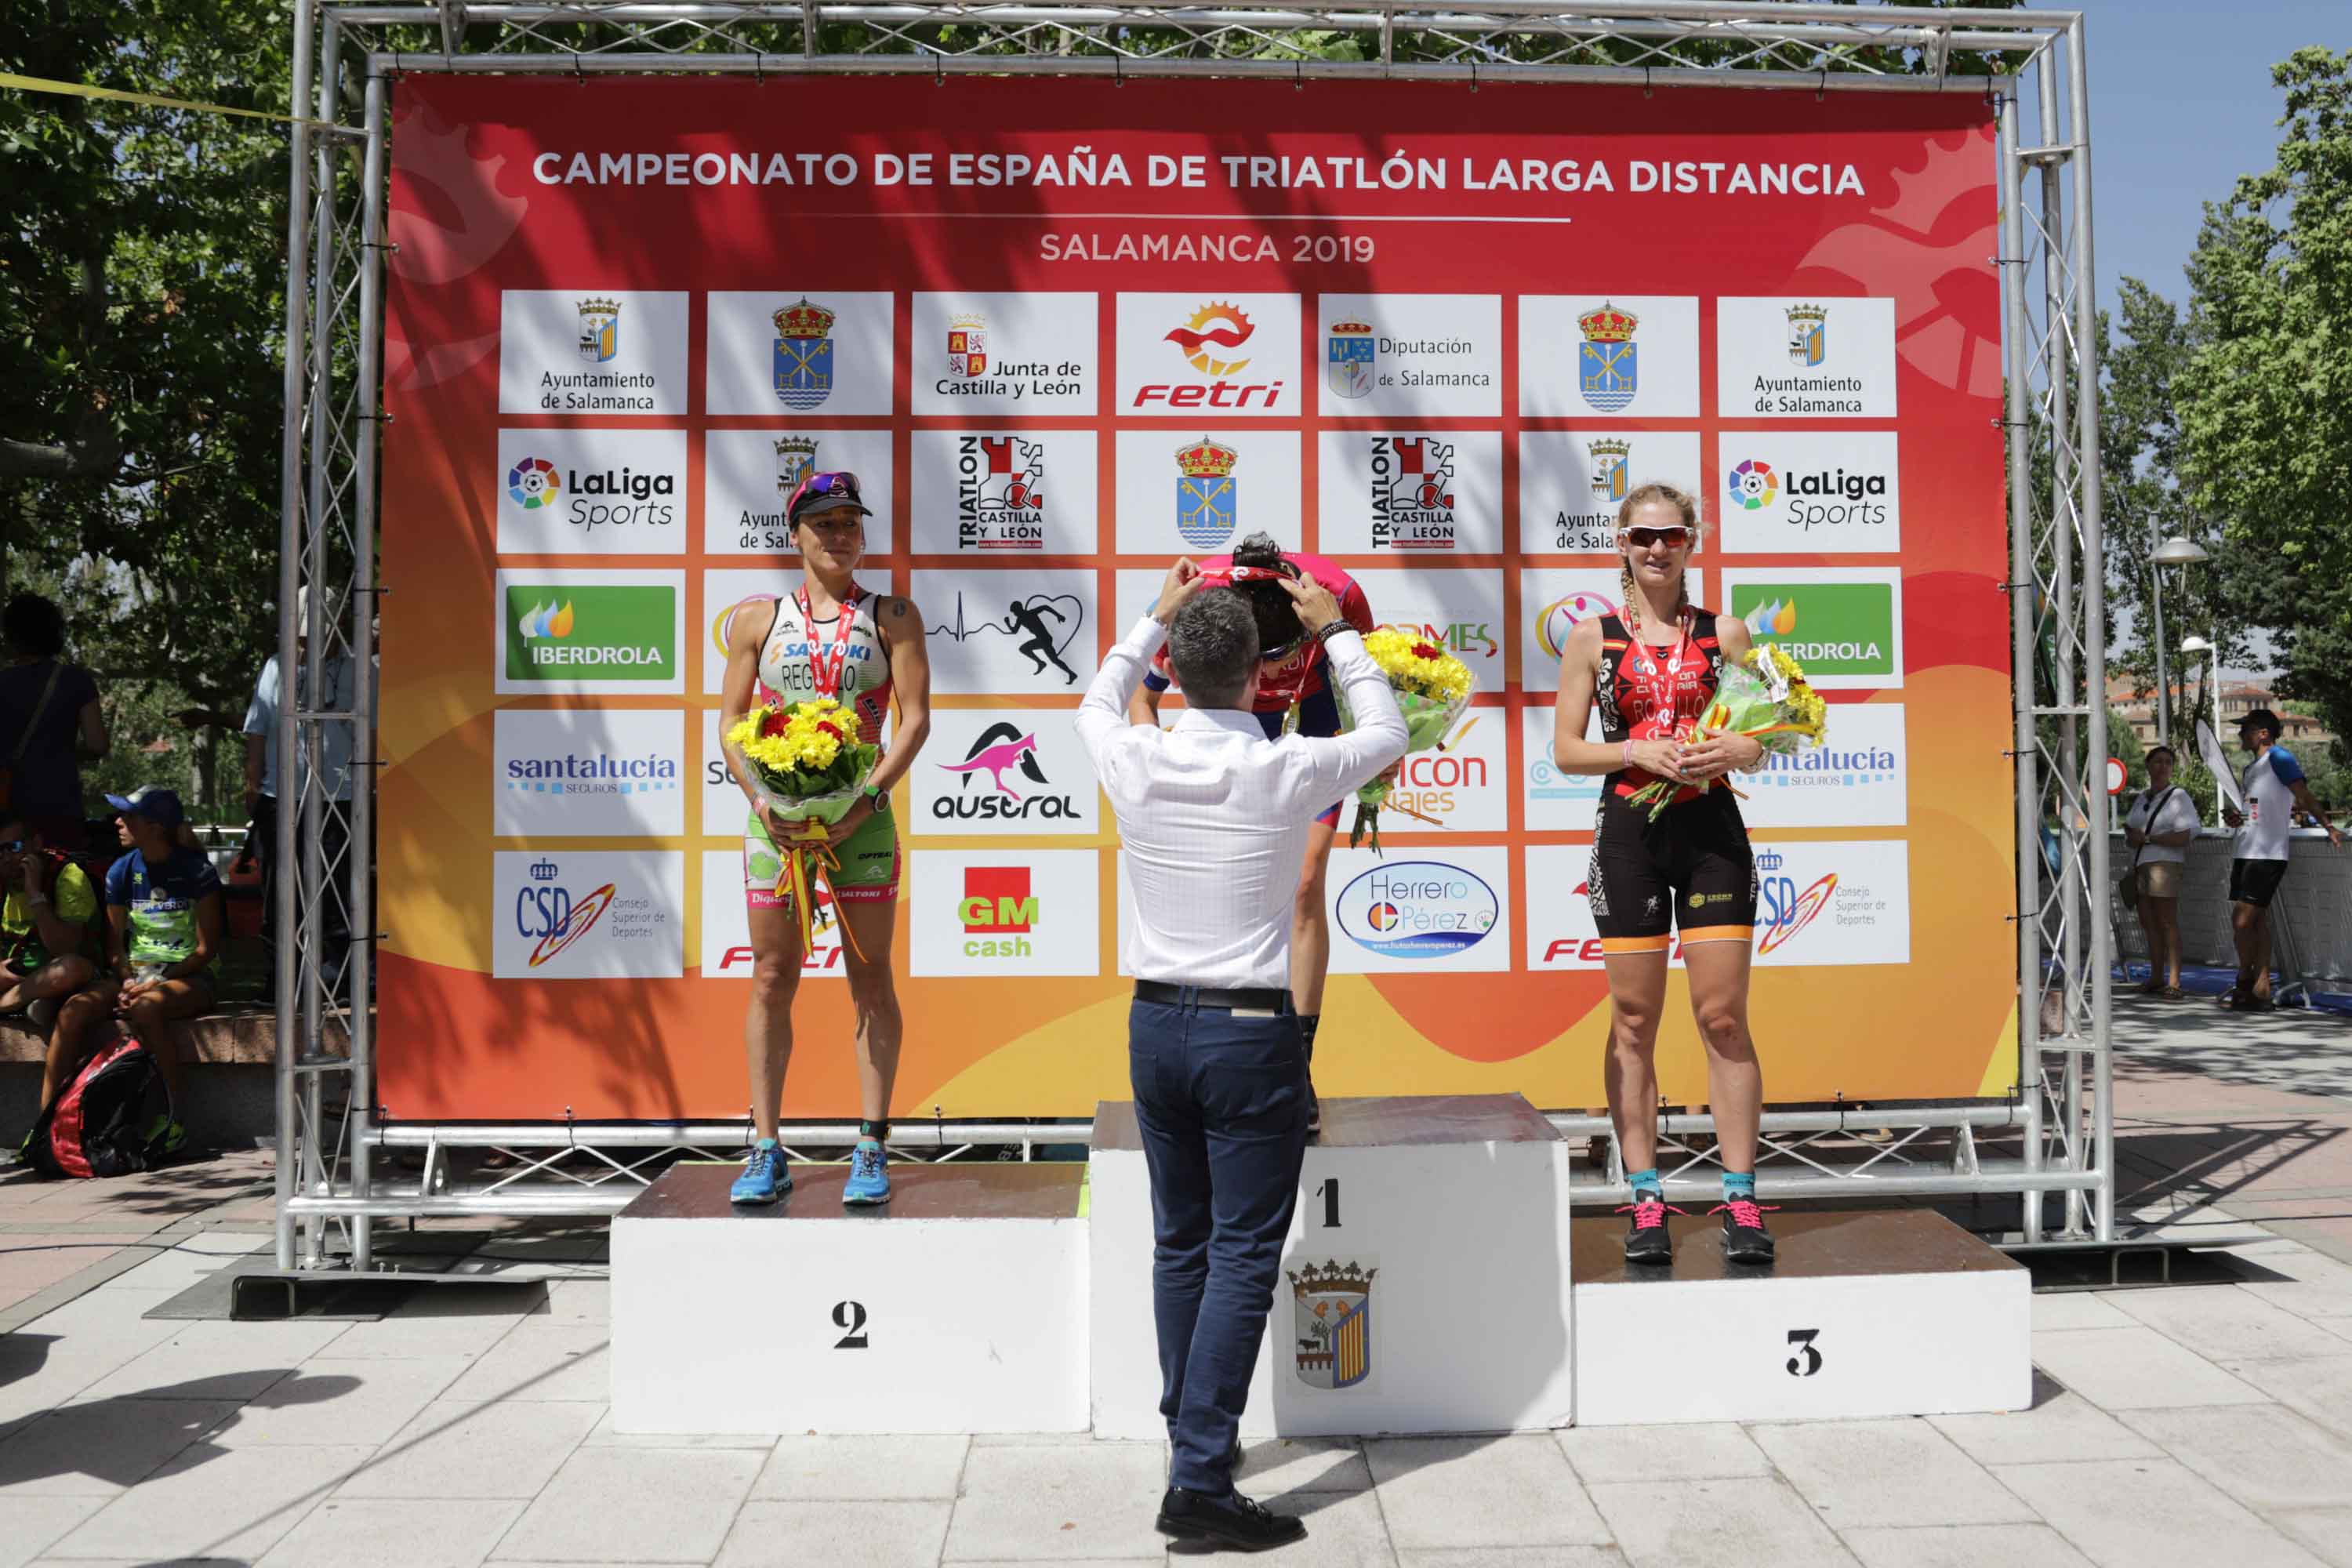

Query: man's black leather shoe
[1157,1486,1307,1552]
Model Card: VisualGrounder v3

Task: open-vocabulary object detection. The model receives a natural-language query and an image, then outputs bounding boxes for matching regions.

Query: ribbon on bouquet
[776,820,869,964]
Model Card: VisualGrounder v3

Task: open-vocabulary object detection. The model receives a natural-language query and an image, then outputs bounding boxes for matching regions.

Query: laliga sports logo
[508,456,561,510]
[1538,591,1618,662]
[1729,459,1778,511]
[1138,302,1285,410]
[1755,848,1837,956]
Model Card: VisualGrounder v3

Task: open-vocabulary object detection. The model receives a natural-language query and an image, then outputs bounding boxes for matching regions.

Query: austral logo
[1138,302,1285,411]
[934,723,1080,822]
[514,858,616,968]
[955,435,1047,551]
[1370,438,1457,551]
[500,452,676,535]
[1336,860,1497,960]
[958,866,1037,958]
[1756,849,1836,956]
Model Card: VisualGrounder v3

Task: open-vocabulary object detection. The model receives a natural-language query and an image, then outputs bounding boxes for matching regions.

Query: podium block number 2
[833,1300,869,1349]
[1785,1328,1822,1377]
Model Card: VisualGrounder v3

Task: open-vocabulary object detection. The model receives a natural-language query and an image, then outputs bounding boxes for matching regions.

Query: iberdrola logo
[1728,459,1778,511]
[517,600,575,640]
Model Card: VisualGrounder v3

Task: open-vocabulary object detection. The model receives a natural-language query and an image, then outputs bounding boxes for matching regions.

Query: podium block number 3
[833,1300,869,1349]
[1785,1328,1822,1377]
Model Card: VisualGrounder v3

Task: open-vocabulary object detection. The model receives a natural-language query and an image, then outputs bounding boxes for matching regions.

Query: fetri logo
[1137,301,1284,410]
[959,866,1036,958]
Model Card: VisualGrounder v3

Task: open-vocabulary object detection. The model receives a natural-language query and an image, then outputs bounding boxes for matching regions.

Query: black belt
[1134,980,1290,1013]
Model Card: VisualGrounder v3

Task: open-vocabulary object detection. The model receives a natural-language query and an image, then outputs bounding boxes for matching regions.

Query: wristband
[1312,621,1349,648]
[1621,739,1634,771]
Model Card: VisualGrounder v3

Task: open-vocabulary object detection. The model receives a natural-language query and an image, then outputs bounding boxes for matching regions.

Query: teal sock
[1628,1167,1662,1198]
[1722,1171,1757,1202]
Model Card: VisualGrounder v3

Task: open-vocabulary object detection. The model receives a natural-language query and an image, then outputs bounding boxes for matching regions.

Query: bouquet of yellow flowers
[1338,629,1476,854]
[726,697,881,951]
[1624,643,1828,821]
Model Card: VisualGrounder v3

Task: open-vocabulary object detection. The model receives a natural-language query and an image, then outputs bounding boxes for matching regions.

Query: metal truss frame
[275,1,2111,1264]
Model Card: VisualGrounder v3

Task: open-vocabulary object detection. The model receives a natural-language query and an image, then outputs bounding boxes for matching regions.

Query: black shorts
[2229,857,2288,909]
[1587,786,1758,954]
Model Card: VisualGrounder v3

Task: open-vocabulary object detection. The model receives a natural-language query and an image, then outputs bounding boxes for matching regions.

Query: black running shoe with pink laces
[1619,1192,1680,1264]
[1714,1197,1777,1265]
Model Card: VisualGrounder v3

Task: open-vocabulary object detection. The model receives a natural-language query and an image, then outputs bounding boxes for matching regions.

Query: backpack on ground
[24,1033,174,1178]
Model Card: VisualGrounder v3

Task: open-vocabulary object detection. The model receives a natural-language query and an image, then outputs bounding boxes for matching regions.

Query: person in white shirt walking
[1078,559,1405,1552]
[2122,745,2201,999]
[2220,707,2339,1011]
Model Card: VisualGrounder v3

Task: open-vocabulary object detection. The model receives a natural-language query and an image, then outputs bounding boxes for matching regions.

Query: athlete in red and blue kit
[1127,534,1375,1135]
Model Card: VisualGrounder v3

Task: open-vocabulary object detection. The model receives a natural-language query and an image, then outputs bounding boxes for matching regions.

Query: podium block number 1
[833,1300,869,1349]
[1785,1328,1822,1377]
[1316,1180,1341,1229]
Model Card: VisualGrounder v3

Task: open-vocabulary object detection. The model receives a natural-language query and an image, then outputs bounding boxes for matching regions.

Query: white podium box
[1572,1210,2031,1425]
[612,1163,1088,1435]
[1091,1095,1575,1440]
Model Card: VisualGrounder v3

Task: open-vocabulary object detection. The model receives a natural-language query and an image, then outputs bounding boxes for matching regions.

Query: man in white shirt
[1078,559,1405,1552]
[2220,707,2339,1009]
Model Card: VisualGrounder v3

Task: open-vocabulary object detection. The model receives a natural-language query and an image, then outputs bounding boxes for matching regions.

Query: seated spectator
[0,593,107,851]
[0,814,101,1117]
[49,787,221,1154]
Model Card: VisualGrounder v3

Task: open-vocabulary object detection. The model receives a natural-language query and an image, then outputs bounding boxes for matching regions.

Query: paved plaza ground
[1,994,2350,1566]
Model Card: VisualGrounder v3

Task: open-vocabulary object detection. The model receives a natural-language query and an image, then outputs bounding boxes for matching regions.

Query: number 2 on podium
[1316,1179,1340,1229]
[1785,1328,1822,1377]
[833,1300,869,1349]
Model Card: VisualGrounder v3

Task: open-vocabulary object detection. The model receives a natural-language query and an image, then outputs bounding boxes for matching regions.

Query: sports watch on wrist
[862,782,890,815]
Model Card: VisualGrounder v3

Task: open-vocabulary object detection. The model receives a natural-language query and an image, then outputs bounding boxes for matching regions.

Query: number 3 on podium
[1785,1328,1822,1377]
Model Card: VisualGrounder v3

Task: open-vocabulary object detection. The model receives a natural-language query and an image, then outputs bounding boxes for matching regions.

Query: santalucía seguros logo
[1336,860,1497,960]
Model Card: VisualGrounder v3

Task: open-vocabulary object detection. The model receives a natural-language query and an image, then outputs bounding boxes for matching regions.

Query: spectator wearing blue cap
[48,786,221,1152]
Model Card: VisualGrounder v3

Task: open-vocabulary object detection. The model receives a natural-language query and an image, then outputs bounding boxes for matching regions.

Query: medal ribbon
[1631,609,1696,739]
[795,584,865,702]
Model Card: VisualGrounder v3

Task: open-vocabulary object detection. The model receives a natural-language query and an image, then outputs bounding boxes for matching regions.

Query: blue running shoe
[843,1138,891,1207]
[730,1138,790,1206]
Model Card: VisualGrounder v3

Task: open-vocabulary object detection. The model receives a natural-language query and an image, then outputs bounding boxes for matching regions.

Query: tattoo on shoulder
[890,597,908,619]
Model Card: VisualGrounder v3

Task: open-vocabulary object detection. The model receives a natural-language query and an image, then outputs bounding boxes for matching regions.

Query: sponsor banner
[1376,710,1508,833]
[1355,568,1506,692]
[493,568,685,696]
[909,430,1100,555]
[1522,706,1603,829]
[1519,430,1704,555]
[1523,843,1630,971]
[1737,702,1907,829]
[699,567,900,695]
[1518,567,1704,695]
[1115,292,1303,417]
[909,849,1102,976]
[493,849,684,979]
[495,428,686,557]
[1326,846,1512,973]
[915,568,1097,695]
[1718,566,1903,690]
[1313,293,1502,417]
[1715,296,1897,419]
[911,292,1099,416]
[1113,430,1302,557]
[1112,569,1169,652]
[1316,431,1503,555]
[493,709,686,837]
[1715,430,1901,554]
[706,290,894,416]
[697,848,846,979]
[1518,296,1700,419]
[702,429,895,556]
[912,708,1102,836]
[498,289,688,416]
[1753,838,1910,967]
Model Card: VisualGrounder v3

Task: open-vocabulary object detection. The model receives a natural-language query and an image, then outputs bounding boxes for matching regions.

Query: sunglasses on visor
[786,470,867,522]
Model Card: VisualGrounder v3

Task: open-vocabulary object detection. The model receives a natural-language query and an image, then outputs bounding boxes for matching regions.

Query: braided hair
[1616,482,1703,637]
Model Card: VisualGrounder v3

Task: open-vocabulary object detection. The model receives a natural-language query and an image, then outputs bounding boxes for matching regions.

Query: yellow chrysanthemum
[1361,628,1474,706]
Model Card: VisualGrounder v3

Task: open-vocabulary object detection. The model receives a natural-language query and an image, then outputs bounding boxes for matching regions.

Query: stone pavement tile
[2212,1356,2352,1441]
[719,1500,953,1566]
[0,1396,240,1496]
[73,1318,354,1403]
[581,1411,777,1450]
[1240,1436,1372,1497]
[440,1323,609,1403]
[47,1443,375,1563]
[1397,1551,1627,1568]
[1587,1477,1858,1568]
[2258,1218,2352,1270]
[1243,1486,1394,1568]
[493,1446,763,1563]
[1841,1523,2094,1568]
[2116,1404,2352,1515]
[208,1356,471,1447]
[1991,1458,2325,1568]
[1928,1390,2161,1467]
[1367,1436,1609,1551]
[324,1300,532,1363]
[256,1497,528,1568]
[2231,1245,2352,1321]
[172,1229,281,1255]
[539,1279,607,1322]
[2031,1293,2138,1332]
[95,1242,256,1294]
[751,1435,969,1500]
[16,1283,178,1354]
[1556,1424,1771,1487]
[0,1238,148,1312]
[2273,1509,2352,1568]
[0,1494,109,1568]
[334,1399,603,1500]
[942,1440,1171,1561]
[0,1345,118,1429]
[1747,1419,2035,1528]
[2028,1326,2268,1410]
[2105,1286,2352,1362]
